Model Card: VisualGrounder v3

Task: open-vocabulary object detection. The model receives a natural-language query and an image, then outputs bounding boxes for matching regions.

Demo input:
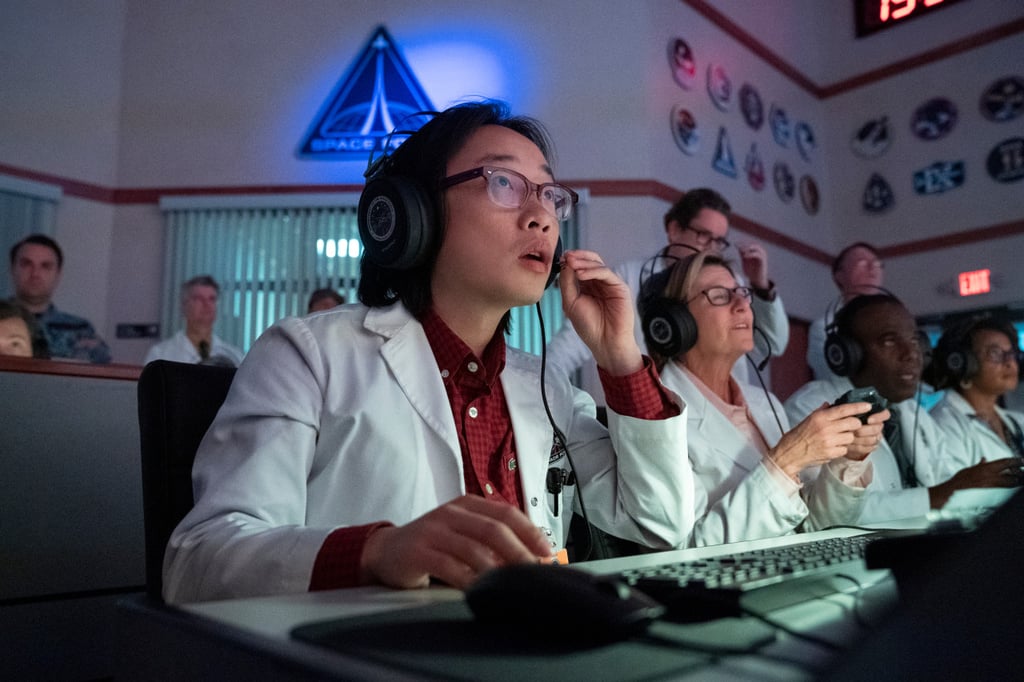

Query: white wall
[1,0,1021,364]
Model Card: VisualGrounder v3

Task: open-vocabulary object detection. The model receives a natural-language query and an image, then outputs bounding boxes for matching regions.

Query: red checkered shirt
[310,308,679,591]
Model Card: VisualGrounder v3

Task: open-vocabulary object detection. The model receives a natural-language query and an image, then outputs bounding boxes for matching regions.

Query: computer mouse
[465,563,666,643]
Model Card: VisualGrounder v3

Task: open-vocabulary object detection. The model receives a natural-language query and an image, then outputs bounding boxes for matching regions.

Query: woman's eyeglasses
[981,347,1021,365]
[690,286,752,306]
[441,166,579,221]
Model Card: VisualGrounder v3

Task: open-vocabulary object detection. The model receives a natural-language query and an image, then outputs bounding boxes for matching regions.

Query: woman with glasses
[928,316,1024,463]
[641,251,886,547]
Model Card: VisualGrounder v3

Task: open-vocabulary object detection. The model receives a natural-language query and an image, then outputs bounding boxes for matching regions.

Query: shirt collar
[420,308,505,386]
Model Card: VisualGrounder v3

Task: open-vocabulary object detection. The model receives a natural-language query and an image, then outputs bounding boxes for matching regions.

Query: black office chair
[137,359,236,601]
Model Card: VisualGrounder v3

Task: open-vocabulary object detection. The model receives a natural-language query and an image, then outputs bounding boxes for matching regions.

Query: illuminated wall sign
[958,268,991,297]
[854,0,965,38]
[298,26,435,160]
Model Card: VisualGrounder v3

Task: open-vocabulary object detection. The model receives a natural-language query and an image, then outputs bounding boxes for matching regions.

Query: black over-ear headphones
[358,155,437,271]
[638,254,699,358]
[823,320,863,377]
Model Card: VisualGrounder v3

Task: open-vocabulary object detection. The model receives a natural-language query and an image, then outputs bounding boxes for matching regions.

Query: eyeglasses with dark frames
[682,224,731,251]
[689,285,752,307]
[441,166,579,221]
[981,347,1021,365]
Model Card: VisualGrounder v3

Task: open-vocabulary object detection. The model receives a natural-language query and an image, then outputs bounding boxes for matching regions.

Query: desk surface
[118,524,928,681]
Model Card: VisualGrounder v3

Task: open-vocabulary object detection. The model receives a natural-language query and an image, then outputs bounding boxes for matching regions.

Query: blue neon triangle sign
[298,26,435,159]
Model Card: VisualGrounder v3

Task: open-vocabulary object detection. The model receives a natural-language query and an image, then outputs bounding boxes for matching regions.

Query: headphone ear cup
[944,348,979,385]
[546,237,564,290]
[824,329,862,377]
[642,298,698,358]
[358,175,434,270]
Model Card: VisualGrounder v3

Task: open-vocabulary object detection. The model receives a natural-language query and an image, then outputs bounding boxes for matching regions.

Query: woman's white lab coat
[164,303,694,603]
[660,363,868,547]
[930,390,1024,465]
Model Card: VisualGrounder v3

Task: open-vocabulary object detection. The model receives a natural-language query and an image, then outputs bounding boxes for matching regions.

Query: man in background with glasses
[547,187,789,392]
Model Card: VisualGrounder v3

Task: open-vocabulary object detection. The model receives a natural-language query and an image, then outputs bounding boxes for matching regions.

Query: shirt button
[440,369,450,378]
[507,458,517,471]
[468,406,478,419]
[485,483,493,494]
[467,361,479,373]
[530,497,539,507]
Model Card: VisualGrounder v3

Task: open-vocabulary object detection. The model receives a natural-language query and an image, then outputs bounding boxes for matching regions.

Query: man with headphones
[163,101,695,603]
[546,188,789,396]
[806,242,885,379]
[785,294,1021,524]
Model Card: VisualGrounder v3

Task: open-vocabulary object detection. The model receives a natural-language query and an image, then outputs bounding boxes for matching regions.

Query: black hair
[307,287,345,312]
[0,298,44,357]
[10,234,63,269]
[356,100,556,330]
[834,292,906,344]
[662,187,731,232]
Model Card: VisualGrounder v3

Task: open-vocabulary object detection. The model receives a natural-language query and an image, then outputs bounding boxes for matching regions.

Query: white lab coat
[144,329,245,367]
[930,390,1024,465]
[785,375,969,524]
[660,363,868,547]
[164,303,694,603]
[546,257,790,387]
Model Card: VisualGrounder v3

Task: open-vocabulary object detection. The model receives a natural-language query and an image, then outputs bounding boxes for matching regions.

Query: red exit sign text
[958,269,991,297]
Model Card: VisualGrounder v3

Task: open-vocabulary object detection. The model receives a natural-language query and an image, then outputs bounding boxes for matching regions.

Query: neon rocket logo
[298,26,435,159]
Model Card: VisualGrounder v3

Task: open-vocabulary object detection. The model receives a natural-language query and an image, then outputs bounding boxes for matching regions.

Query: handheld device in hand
[834,386,888,424]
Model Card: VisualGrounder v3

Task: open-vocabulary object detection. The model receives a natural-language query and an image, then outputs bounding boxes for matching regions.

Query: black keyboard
[616,533,893,622]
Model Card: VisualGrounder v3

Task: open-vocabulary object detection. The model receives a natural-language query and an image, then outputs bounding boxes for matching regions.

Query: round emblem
[795,122,816,161]
[365,195,397,242]
[773,162,795,203]
[799,175,820,215]
[769,104,791,148]
[980,76,1024,123]
[986,137,1024,183]
[670,104,700,155]
[668,38,697,90]
[911,97,957,141]
[851,116,891,158]
[707,63,732,112]
[739,83,764,130]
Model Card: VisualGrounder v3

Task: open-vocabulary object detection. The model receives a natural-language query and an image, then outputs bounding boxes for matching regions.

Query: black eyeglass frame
[682,223,731,251]
[441,166,579,221]
[688,285,752,307]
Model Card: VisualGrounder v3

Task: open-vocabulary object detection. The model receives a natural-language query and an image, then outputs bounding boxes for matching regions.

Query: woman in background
[641,251,886,546]
[0,299,38,357]
[928,316,1024,464]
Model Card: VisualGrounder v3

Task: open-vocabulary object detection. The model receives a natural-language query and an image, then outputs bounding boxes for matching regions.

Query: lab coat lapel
[367,306,462,462]
[501,357,550,516]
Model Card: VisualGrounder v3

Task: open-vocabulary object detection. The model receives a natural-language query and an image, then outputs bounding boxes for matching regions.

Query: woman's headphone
[637,250,701,358]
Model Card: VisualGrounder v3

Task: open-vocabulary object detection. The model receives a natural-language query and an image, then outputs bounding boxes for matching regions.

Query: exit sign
[958,269,991,297]
[855,0,965,38]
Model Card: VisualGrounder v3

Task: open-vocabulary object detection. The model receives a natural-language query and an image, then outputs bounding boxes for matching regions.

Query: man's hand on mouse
[358,495,555,590]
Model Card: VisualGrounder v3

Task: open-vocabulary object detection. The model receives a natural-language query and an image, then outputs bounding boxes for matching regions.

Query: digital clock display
[855,0,966,38]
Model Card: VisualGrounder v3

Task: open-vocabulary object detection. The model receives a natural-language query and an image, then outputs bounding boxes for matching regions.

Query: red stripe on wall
[681,0,1024,100]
